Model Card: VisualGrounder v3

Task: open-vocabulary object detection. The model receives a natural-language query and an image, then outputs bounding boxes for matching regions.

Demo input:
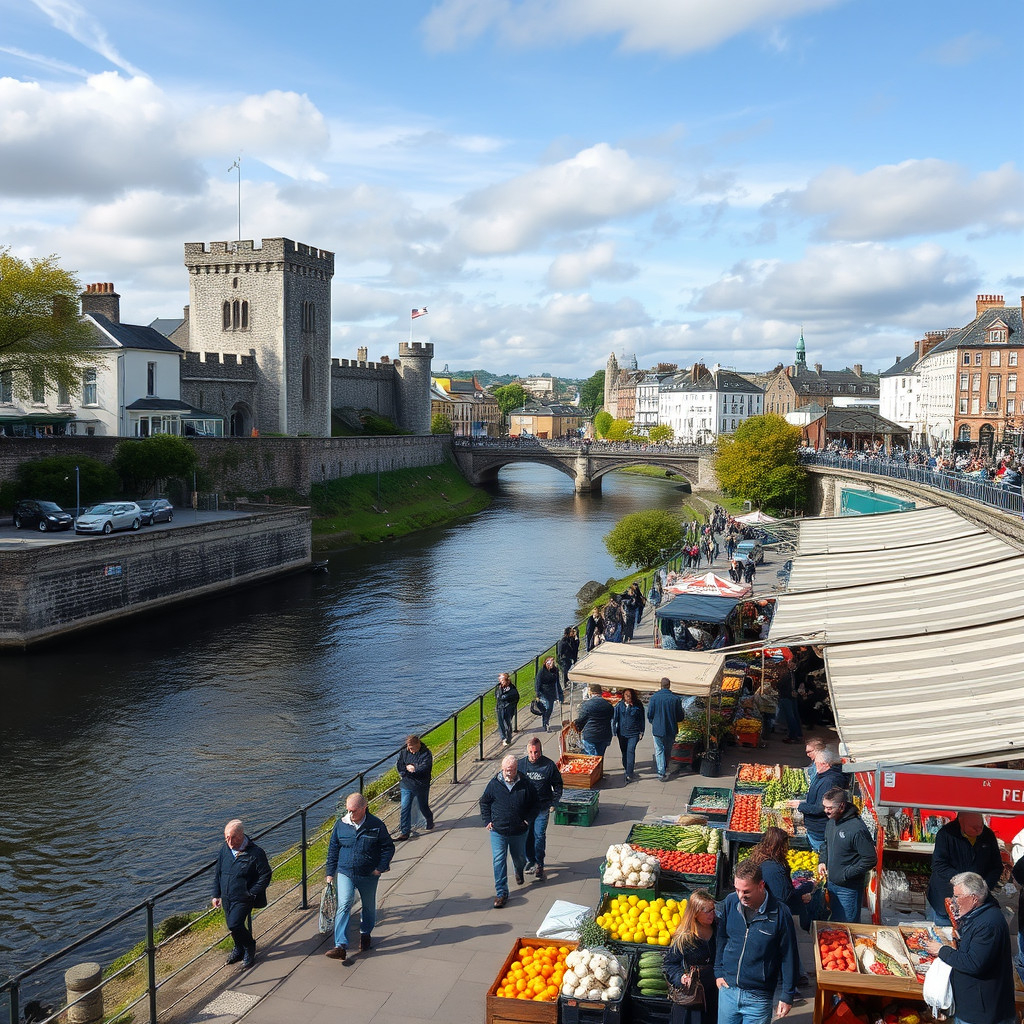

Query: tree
[0,248,96,403]
[604,510,683,569]
[579,370,605,414]
[714,413,806,512]
[604,418,635,441]
[430,412,454,434]
[4,455,118,509]
[648,424,674,444]
[493,383,528,433]
[113,435,197,496]
[593,410,613,437]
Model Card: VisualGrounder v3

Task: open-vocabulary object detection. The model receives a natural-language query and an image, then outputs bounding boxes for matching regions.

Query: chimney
[976,294,1004,317]
[918,331,945,359]
[853,363,862,377]
[691,362,706,383]
[80,282,121,323]
[814,363,822,375]
[356,346,368,362]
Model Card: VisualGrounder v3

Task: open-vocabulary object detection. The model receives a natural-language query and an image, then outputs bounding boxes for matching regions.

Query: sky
[1,0,1022,379]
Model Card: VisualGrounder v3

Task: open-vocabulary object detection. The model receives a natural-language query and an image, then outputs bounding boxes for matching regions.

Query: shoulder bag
[667,965,705,1008]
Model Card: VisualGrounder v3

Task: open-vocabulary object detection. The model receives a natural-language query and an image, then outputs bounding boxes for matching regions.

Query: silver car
[75,502,143,535]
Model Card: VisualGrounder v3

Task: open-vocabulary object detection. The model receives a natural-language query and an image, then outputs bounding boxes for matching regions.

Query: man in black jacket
[927,812,1004,926]
[212,819,272,969]
[518,737,563,882]
[494,672,519,748]
[924,872,1015,1024]
[533,656,563,732]
[816,788,876,923]
[395,734,433,841]
[573,685,614,757]
[788,748,845,853]
[480,754,538,908]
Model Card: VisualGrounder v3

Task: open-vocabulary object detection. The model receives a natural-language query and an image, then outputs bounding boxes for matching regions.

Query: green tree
[4,455,119,509]
[0,248,97,403]
[113,434,197,497]
[604,417,635,441]
[493,383,528,433]
[579,370,605,414]
[593,410,613,437]
[603,509,683,569]
[649,424,674,444]
[430,412,454,434]
[714,413,805,512]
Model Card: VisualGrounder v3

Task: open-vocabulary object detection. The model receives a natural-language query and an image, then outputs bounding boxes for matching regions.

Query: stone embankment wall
[0,506,311,648]
[0,435,451,498]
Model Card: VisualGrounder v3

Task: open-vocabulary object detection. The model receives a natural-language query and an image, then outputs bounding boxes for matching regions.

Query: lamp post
[75,464,80,524]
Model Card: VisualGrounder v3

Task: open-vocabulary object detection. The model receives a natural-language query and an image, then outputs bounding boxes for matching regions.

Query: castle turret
[396,341,434,433]
[795,328,807,368]
[604,351,619,413]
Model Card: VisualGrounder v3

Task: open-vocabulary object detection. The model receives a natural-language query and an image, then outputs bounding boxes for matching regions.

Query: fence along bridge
[451,438,717,494]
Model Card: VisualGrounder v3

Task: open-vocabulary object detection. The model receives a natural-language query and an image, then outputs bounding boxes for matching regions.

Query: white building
[635,371,672,433]
[916,336,957,447]
[658,364,764,443]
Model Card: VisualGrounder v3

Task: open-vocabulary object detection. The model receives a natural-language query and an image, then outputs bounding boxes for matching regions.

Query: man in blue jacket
[927,812,1004,926]
[480,754,538,907]
[716,860,799,1024]
[787,748,845,853]
[924,872,1015,1024]
[646,677,684,782]
[212,819,272,969]
[323,793,396,963]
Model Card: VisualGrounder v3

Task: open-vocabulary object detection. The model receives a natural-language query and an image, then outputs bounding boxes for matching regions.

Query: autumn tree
[649,424,674,444]
[604,417,637,441]
[604,509,683,569]
[0,249,96,403]
[714,414,805,512]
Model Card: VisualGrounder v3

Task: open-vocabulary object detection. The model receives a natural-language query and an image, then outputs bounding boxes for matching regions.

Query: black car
[13,499,74,532]
[136,498,174,525]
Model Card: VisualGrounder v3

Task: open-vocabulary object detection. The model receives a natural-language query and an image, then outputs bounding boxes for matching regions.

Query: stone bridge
[452,438,718,494]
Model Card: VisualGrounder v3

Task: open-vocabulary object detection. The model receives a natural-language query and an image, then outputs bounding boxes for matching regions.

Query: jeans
[1016,931,1024,985]
[652,734,671,777]
[497,705,515,744]
[618,734,640,777]
[399,785,432,835]
[928,902,952,927]
[826,882,863,923]
[537,695,553,731]
[490,829,527,899]
[779,697,802,740]
[807,833,825,854]
[580,737,610,758]
[334,872,379,947]
[525,809,550,868]
[717,985,773,1024]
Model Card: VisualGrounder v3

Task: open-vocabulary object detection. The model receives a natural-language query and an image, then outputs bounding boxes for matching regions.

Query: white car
[75,502,143,535]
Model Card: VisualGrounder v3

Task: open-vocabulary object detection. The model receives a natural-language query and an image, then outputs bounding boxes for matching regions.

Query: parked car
[74,502,143,535]
[12,499,74,532]
[136,498,174,525]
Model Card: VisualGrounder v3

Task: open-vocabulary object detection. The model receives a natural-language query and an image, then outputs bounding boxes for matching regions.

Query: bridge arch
[467,453,578,487]
[587,459,698,487]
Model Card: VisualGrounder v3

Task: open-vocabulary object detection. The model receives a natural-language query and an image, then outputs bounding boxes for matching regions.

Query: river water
[0,465,689,1001]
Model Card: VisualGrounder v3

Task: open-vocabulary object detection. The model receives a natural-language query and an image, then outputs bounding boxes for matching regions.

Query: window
[959,397,968,414]
[960,373,969,390]
[1008,399,1016,417]
[989,329,1007,343]
[224,300,249,331]
[31,370,44,404]
[1010,352,1018,366]
[58,382,70,406]
[987,375,1001,408]
[963,353,971,365]
[302,356,312,402]
[971,397,980,415]
[302,300,316,333]
[1009,374,1017,394]
[241,300,249,330]
[972,373,981,392]
[975,352,983,365]
[0,370,12,404]
[959,424,971,441]
[82,368,97,405]
[147,362,156,397]
[990,350,1001,366]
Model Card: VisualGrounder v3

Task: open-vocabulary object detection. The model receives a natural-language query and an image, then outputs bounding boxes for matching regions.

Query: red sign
[876,768,1024,816]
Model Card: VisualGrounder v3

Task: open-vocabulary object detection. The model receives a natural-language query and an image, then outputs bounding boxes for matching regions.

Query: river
[0,464,690,1001]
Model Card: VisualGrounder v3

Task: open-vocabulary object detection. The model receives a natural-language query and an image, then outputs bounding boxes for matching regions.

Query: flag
[411,307,428,319]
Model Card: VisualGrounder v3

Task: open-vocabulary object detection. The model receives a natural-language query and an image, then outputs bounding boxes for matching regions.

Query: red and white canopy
[665,571,751,598]
[734,509,779,525]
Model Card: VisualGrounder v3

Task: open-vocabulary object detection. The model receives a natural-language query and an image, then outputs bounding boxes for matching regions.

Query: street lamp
[75,464,80,524]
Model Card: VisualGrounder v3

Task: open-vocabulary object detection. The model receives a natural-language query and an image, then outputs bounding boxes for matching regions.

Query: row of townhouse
[880,294,1024,451]
[430,374,501,436]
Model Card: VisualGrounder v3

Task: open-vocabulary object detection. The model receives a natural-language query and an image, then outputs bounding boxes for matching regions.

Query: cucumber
[638,981,669,995]
[638,967,665,980]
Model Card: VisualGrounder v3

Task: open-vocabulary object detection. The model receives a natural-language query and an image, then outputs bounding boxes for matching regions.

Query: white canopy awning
[825,617,1024,765]
[567,645,724,696]
[795,505,980,556]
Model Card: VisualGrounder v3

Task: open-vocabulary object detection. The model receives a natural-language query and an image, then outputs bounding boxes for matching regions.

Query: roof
[567,646,724,696]
[148,317,185,338]
[794,505,977,556]
[125,399,222,418]
[880,351,919,377]
[88,314,183,353]
[773,364,880,397]
[823,406,908,435]
[519,402,581,416]
[928,303,1024,355]
[662,369,764,394]
[655,593,741,624]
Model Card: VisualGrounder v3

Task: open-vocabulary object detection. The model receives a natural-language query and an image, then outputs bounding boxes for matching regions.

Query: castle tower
[604,351,619,413]
[396,341,434,433]
[182,238,334,436]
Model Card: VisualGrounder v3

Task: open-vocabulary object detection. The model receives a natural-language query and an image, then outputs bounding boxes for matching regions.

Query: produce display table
[558,753,603,789]
[486,937,577,1024]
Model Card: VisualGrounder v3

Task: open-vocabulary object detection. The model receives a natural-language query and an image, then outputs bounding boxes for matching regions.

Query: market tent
[665,571,751,598]
[567,645,724,697]
[824,616,1024,765]
[734,510,779,525]
[795,505,980,556]
[768,554,1024,644]
[786,532,1020,591]
[655,593,741,624]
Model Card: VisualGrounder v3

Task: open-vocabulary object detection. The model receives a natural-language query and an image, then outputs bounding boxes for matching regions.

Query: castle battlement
[184,238,334,275]
[399,341,434,358]
[331,358,396,374]
[181,350,257,377]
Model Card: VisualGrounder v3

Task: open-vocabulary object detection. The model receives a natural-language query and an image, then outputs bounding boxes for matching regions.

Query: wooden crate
[558,753,603,789]
[485,937,578,1024]
[812,921,920,997]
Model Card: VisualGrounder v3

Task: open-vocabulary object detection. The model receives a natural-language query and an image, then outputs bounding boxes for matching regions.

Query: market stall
[663,570,751,598]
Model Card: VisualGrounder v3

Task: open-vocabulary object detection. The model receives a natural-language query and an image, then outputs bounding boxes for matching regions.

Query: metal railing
[800,452,1024,517]
[453,437,713,455]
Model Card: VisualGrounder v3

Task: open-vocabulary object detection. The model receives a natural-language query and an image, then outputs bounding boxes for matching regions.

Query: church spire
[795,326,806,367]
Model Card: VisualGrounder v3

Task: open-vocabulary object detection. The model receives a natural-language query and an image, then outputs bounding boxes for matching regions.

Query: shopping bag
[809,882,833,923]
[318,880,337,934]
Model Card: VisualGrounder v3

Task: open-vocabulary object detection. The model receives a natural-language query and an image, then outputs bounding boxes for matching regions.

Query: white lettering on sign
[1002,789,1024,803]
[884,771,895,788]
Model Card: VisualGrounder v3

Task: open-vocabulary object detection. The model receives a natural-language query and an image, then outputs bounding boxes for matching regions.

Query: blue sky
[1,0,1021,378]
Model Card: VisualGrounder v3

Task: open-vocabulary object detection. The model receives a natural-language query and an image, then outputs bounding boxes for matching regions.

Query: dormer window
[989,328,1007,343]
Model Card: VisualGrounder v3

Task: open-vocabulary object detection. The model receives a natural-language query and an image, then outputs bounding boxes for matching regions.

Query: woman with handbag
[663,888,717,1023]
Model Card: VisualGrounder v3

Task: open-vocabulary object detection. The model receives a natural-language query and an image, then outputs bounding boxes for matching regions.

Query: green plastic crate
[555,790,600,826]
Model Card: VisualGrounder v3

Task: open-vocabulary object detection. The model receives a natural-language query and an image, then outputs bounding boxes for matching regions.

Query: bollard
[64,962,103,1024]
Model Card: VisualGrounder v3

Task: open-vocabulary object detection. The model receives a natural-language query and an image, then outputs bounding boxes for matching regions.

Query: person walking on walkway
[324,793,395,963]
[212,818,272,970]
[585,607,604,651]
[647,677,684,782]
[664,888,718,1024]
[534,656,563,732]
[612,688,645,782]
[816,788,876,923]
[518,737,562,882]
[395,734,434,841]
[480,754,538,908]
[495,672,519,748]
[556,626,578,692]
[573,684,615,757]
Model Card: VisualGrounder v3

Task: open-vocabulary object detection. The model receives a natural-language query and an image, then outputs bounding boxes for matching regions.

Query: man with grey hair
[480,754,538,908]
[924,871,1015,1024]
[788,748,845,853]
[212,818,272,969]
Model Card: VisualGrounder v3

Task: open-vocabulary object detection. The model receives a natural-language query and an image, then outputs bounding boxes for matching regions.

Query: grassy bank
[311,457,490,548]
[615,465,686,480]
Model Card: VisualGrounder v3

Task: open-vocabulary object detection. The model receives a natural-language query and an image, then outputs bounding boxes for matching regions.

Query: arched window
[232,300,240,329]
[301,300,315,332]
[241,300,249,330]
[223,301,231,330]
[958,424,971,441]
[302,356,312,402]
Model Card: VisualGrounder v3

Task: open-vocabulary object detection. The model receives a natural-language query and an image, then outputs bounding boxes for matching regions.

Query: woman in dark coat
[611,688,644,782]
[663,888,718,1024]
[585,608,604,652]
[603,600,624,643]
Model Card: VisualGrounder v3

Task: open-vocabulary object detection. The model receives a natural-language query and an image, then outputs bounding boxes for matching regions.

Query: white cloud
[546,241,637,289]
[30,0,145,76]
[770,159,1024,240]
[422,0,844,55]
[457,143,675,254]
